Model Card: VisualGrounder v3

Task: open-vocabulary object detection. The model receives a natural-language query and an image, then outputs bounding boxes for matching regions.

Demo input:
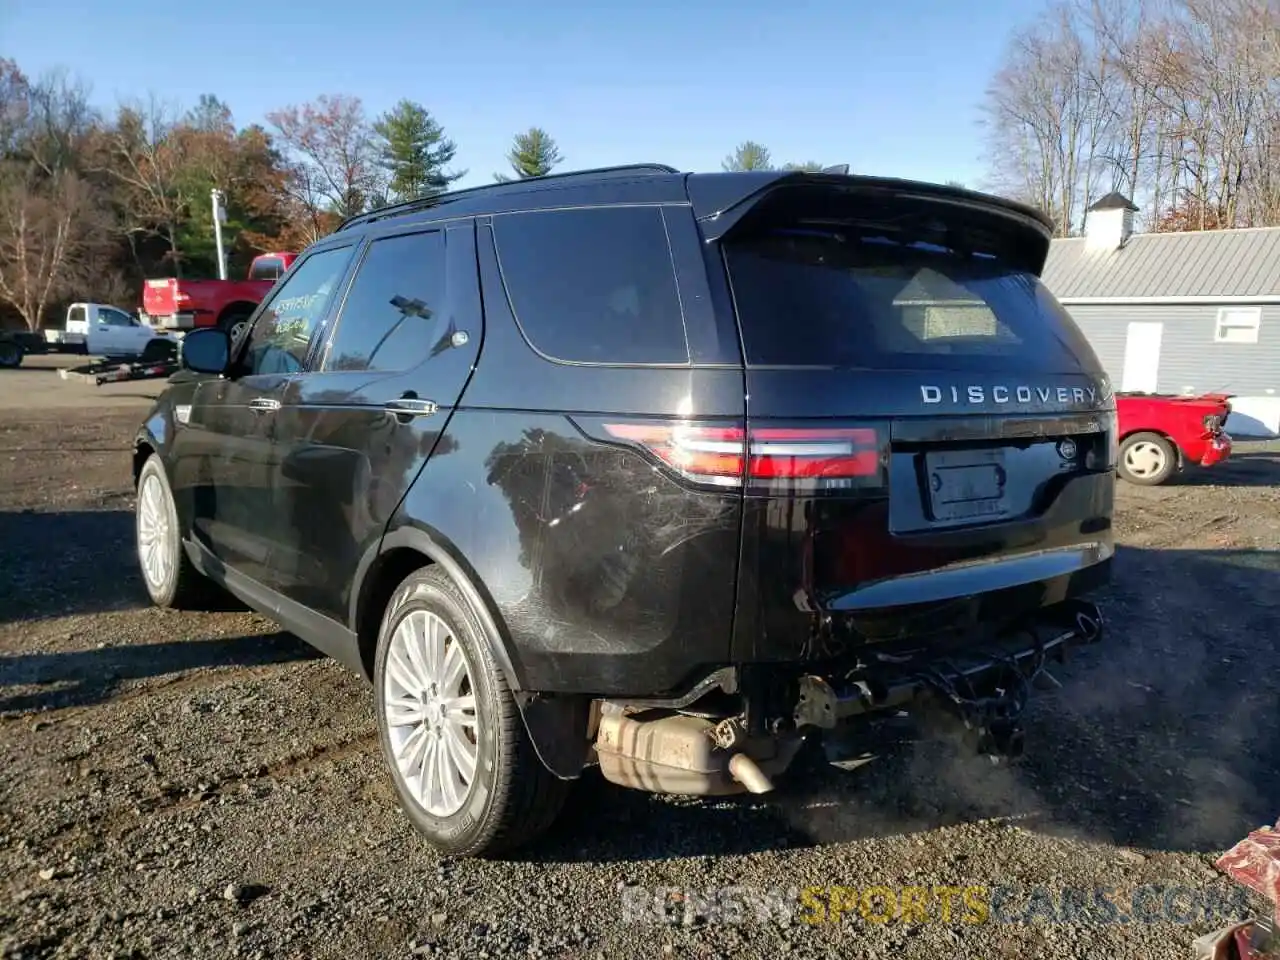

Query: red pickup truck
[140,251,297,340]
[1115,392,1233,485]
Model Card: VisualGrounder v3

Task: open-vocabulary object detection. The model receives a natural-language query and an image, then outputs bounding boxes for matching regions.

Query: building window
[1214,306,1262,344]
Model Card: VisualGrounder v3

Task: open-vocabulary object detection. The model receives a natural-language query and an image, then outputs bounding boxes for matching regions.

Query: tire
[135,454,219,608]
[0,341,23,368]
[218,309,253,344]
[1117,432,1177,486]
[373,566,570,857]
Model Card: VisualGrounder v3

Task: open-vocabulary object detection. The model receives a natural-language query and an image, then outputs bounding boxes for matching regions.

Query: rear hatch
[712,178,1117,656]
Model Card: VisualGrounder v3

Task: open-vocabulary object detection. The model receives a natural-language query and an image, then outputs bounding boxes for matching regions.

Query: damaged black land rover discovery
[131,165,1114,856]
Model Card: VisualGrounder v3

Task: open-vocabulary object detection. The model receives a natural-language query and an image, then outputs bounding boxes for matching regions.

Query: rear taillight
[600,422,744,487]
[1204,412,1228,432]
[1088,408,1119,470]
[595,420,886,493]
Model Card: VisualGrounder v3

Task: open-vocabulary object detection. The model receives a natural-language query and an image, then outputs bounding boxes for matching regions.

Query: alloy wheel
[382,609,479,817]
[136,471,173,592]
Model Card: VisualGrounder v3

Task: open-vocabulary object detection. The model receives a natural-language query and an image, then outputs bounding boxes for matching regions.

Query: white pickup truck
[45,303,175,358]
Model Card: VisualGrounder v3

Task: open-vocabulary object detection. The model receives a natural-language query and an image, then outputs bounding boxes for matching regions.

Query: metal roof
[1043,226,1280,302]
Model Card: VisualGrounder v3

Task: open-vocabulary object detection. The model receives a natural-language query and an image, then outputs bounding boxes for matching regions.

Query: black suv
[132,164,1115,856]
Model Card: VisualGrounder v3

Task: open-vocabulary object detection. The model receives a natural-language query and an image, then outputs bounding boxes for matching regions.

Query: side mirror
[180,328,231,375]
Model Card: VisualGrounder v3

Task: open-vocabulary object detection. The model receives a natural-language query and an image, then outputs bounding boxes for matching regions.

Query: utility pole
[211,188,228,280]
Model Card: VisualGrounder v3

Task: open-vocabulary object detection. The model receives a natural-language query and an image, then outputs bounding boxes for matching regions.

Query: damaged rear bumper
[1199,432,1233,467]
[589,598,1107,798]
[793,597,1105,759]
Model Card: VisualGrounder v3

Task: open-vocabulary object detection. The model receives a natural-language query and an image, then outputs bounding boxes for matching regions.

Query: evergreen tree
[494,127,562,181]
[722,141,772,172]
[186,94,233,134]
[372,100,464,202]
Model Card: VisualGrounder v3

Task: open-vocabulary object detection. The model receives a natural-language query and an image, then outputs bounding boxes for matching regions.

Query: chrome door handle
[249,398,281,412]
[385,398,438,418]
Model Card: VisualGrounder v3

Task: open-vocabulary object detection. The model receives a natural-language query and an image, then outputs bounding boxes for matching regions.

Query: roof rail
[336,162,682,232]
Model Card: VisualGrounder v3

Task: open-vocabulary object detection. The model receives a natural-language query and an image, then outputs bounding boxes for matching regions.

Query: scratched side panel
[390,409,742,695]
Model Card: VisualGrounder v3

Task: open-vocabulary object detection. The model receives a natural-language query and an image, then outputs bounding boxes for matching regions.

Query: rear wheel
[135,454,218,608]
[0,341,23,368]
[1118,432,1177,485]
[373,566,570,857]
[218,309,253,344]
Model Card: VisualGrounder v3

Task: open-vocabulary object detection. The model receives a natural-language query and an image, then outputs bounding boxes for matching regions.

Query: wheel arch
[216,301,258,326]
[351,523,525,691]
[133,430,161,487]
[351,523,592,780]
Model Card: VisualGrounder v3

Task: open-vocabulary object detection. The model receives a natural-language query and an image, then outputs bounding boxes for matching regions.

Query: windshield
[724,229,1099,374]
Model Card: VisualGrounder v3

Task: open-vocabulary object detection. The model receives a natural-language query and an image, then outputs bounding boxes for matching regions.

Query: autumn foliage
[0,61,477,331]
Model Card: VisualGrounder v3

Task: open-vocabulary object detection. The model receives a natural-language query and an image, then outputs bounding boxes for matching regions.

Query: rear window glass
[492,206,689,364]
[250,257,285,280]
[725,229,1096,373]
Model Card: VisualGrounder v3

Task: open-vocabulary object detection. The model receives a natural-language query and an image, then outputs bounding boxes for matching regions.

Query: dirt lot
[2,356,1279,959]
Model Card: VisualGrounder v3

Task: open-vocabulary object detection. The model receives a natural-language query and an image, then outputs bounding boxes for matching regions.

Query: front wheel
[1117,432,1177,485]
[135,454,219,608]
[373,566,570,857]
[0,340,23,368]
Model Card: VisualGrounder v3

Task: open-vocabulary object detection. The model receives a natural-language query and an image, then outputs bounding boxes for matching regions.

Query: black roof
[333,163,1056,241]
[1087,192,1139,213]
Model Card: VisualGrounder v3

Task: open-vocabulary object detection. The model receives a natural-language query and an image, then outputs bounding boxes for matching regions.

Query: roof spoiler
[686,172,1056,275]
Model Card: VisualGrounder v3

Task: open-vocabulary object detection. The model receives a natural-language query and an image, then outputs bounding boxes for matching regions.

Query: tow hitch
[793,598,1104,762]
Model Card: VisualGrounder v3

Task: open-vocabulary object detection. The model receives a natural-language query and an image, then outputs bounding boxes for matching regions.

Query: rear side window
[492,206,689,364]
[67,306,86,326]
[725,229,1097,373]
[322,230,447,373]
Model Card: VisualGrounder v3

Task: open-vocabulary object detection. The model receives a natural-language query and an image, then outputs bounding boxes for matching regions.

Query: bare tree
[94,97,191,275]
[22,68,98,176]
[982,0,1280,233]
[980,2,1114,235]
[0,166,108,330]
[0,59,32,157]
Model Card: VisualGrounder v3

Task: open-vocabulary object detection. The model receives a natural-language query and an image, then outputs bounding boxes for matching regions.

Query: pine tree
[495,127,562,181]
[372,100,464,202]
[722,141,772,172]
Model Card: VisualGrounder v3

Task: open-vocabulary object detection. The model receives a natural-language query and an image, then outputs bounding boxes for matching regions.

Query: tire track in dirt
[35,732,380,846]
[0,659,310,723]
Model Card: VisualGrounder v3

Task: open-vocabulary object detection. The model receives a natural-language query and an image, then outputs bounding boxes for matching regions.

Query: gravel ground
[2,365,1279,959]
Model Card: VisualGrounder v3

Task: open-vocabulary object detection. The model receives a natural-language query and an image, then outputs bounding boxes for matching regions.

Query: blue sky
[3,0,1035,191]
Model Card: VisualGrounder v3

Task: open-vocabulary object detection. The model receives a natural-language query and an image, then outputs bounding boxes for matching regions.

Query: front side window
[102,308,134,326]
[322,230,447,373]
[241,246,353,376]
[492,206,689,365]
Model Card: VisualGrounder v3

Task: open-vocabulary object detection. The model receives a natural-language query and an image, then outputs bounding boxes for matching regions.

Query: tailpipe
[728,752,774,794]
[593,708,801,796]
